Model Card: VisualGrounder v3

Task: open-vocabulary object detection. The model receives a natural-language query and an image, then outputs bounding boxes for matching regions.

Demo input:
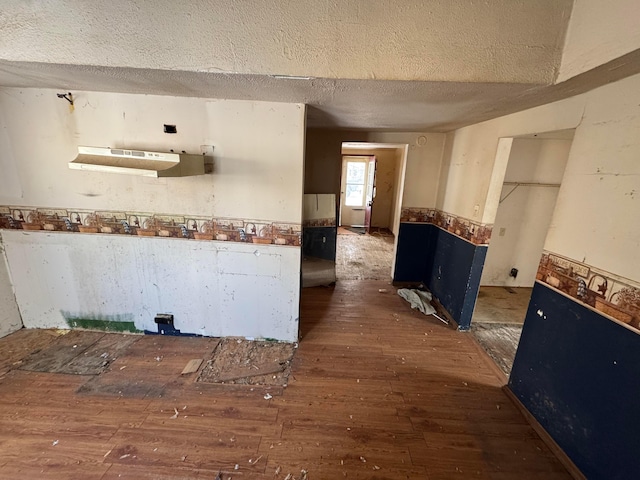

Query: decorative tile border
[302,217,336,228]
[400,207,493,245]
[0,205,301,247]
[537,251,640,331]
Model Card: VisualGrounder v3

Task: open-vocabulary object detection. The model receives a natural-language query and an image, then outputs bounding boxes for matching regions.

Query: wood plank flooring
[0,280,572,479]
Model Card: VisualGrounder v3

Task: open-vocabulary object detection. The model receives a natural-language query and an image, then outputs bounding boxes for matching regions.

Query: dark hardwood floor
[0,280,572,479]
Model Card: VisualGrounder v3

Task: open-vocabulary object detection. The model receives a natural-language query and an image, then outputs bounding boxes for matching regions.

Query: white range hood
[69,146,205,177]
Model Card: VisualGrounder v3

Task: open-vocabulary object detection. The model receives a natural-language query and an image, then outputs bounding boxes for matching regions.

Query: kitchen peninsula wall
[0,88,305,341]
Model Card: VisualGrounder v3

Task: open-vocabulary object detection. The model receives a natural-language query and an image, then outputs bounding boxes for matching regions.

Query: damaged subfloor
[471,286,533,377]
[335,230,395,280]
[0,281,571,479]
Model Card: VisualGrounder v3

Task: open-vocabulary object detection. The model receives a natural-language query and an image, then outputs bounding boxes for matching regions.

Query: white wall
[0,88,305,341]
[0,89,304,223]
[437,100,583,224]
[557,0,640,82]
[0,243,22,338]
[305,131,445,212]
[2,231,300,341]
[481,139,571,286]
[366,133,445,210]
[0,0,570,85]
[440,72,640,284]
[389,148,406,237]
[303,194,335,221]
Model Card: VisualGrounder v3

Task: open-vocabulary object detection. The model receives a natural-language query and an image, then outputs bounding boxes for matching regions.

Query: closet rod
[500,182,562,203]
[503,182,561,187]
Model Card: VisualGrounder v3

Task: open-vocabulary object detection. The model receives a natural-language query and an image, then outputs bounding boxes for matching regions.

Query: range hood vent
[69,146,205,177]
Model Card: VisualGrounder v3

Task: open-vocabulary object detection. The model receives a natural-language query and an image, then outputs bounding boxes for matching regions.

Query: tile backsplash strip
[0,206,301,247]
[400,207,493,245]
[537,251,640,332]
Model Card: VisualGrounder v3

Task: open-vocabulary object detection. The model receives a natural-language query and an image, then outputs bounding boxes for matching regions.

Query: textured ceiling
[0,0,571,84]
[1,50,640,132]
[2,1,639,132]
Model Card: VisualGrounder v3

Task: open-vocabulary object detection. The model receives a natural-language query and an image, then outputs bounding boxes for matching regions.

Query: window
[345,161,366,206]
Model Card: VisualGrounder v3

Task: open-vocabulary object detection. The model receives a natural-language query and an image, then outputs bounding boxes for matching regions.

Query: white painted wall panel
[440,73,640,283]
[0,90,304,224]
[558,0,640,82]
[0,241,22,337]
[482,139,571,286]
[1,231,300,341]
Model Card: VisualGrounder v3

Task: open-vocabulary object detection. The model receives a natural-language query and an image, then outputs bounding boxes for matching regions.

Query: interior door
[364,156,377,233]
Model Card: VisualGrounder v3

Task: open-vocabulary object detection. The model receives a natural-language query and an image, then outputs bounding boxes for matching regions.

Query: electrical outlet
[499,227,506,236]
[200,145,214,157]
[200,145,214,173]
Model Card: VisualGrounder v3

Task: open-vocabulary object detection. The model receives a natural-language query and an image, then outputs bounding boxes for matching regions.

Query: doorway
[471,130,575,376]
[339,155,376,231]
[335,142,408,281]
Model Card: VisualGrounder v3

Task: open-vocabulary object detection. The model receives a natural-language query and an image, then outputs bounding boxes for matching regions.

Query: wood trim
[503,386,586,480]
[430,294,458,329]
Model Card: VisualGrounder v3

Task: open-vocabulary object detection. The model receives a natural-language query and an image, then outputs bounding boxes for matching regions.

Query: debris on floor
[181,358,203,375]
[197,338,296,386]
[397,288,436,316]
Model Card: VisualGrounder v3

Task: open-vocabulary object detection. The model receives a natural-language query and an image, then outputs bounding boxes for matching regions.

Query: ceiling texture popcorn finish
[1,0,617,131]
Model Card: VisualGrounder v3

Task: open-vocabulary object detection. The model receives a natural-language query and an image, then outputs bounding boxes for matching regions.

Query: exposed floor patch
[77,335,219,398]
[198,338,296,386]
[19,330,139,375]
[471,286,532,376]
[0,329,60,377]
[471,323,523,376]
[335,231,394,280]
[473,286,532,324]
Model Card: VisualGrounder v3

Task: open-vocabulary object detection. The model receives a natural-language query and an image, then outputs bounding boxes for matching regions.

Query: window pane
[345,184,364,206]
[346,162,365,184]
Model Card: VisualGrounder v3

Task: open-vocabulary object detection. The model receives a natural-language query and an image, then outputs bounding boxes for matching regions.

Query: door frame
[339,142,410,280]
